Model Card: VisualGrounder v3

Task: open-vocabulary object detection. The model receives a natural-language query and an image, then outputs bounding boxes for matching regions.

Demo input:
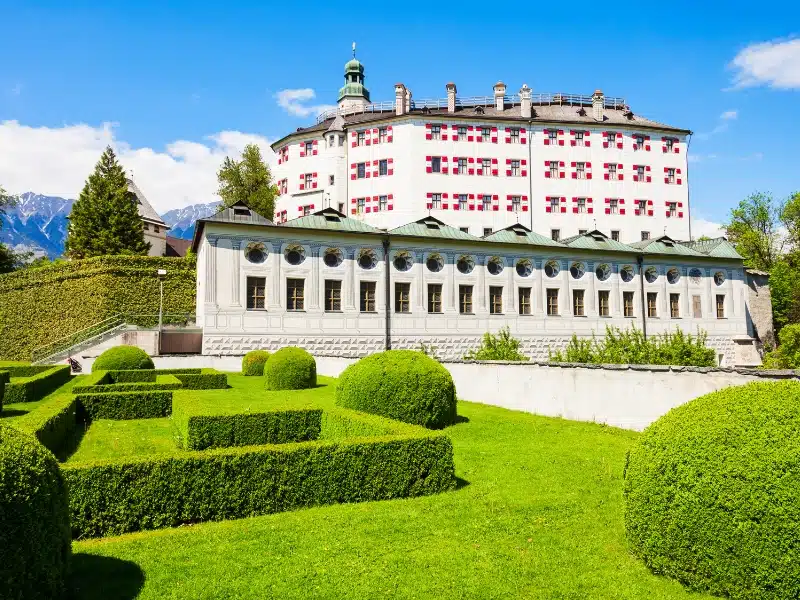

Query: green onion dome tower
[337,43,370,112]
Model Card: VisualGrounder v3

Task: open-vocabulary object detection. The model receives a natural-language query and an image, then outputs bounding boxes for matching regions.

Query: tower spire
[352,41,356,58]
[338,45,370,111]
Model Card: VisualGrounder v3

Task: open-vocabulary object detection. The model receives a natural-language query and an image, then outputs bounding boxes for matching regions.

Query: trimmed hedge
[4,364,71,404]
[64,410,456,537]
[175,408,323,450]
[264,347,317,390]
[15,397,79,456]
[76,390,173,421]
[336,350,457,429]
[242,350,270,376]
[0,424,71,599]
[92,345,154,372]
[624,381,800,599]
[0,362,54,378]
[174,370,228,390]
[72,369,225,392]
[71,376,183,394]
[0,255,196,361]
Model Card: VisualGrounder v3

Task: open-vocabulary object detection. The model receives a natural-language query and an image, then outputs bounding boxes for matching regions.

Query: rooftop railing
[316,93,627,124]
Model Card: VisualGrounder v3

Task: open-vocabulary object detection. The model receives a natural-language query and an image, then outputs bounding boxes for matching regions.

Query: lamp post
[157,269,166,353]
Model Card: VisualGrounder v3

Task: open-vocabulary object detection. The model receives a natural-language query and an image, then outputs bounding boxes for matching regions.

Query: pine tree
[65,146,150,259]
[217,144,278,220]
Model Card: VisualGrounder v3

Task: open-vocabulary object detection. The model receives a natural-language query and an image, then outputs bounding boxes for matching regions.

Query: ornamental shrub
[0,370,8,411]
[761,323,800,368]
[264,347,316,390]
[336,350,457,429]
[76,390,172,421]
[623,381,800,599]
[242,350,271,376]
[0,424,71,599]
[4,364,71,404]
[92,345,155,372]
[464,327,528,361]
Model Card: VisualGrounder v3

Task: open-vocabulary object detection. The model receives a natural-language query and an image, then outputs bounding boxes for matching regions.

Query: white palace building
[192,53,764,366]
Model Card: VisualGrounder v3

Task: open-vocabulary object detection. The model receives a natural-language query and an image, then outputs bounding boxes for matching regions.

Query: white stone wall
[144,227,167,257]
[198,222,751,365]
[273,118,689,243]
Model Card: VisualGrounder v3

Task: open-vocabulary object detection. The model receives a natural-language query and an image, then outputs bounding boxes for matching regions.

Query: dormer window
[234,207,251,217]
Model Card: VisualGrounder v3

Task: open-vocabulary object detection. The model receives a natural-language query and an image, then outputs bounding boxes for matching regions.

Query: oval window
[620,266,634,282]
[595,263,611,281]
[516,259,532,277]
[487,257,503,275]
[689,268,702,284]
[570,262,585,279]
[394,252,412,272]
[645,267,658,283]
[714,271,726,286]
[358,249,376,270]
[427,254,444,273]
[667,268,680,284]
[324,248,342,268]
[284,245,305,265]
[544,260,560,278]
[457,255,474,274]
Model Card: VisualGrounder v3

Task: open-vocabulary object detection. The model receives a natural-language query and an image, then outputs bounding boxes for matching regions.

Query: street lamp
[157,269,167,351]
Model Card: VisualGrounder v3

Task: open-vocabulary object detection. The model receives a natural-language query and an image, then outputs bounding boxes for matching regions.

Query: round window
[358,249,377,270]
[645,267,658,283]
[426,254,444,273]
[595,263,611,281]
[246,248,265,264]
[544,260,560,278]
[516,259,533,277]
[689,268,702,284]
[570,262,585,279]
[457,255,474,274]
[620,266,634,283]
[323,248,342,268]
[714,271,726,286]
[284,245,305,265]
[487,257,503,275]
[667,268,680,284]
[394,252,412,272]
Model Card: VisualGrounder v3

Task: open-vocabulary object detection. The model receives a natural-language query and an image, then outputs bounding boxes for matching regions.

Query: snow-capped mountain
[0,194,221,258]
[161,201,221,240]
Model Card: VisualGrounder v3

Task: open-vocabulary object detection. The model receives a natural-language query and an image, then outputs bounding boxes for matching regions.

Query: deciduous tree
[217,144,277,220]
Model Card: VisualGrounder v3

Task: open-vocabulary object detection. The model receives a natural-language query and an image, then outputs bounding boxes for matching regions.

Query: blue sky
[0,0,798,227]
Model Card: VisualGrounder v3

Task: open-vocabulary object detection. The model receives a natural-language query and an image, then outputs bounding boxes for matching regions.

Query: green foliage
[72,369,225,392]
[264,347,316,390]
[72,375,183,394]
[14,397,79,456]
[64,414,456,538]
[768,257,797,334]
[724,191,784,270]
[0,255,196,360]
[173,370,228,390]
[0,185,28,274]
[76,390,173,421]
[242,350,271,376]
[336,350,457,429]
[0,370,8,411]
[217,144,278,221]
[0,424,71,599]
[761,323,800,368]
[3,364,71,403]
[174,407,323,450]
[624,381,800,598]
[549,326,716,366]
[93,345,154,372]
[464,326,529,361]
[65,146,150,259]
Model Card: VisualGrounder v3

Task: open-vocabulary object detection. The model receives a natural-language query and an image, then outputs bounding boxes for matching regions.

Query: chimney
[405,88,412,114]
[395,83,406,116]
[493,81,506,112]
[446,82,457,113]
[592,89,604,122]
[519,84,532,118]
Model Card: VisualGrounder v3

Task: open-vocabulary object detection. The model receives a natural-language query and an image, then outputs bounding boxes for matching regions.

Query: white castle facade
[192,54,762,367]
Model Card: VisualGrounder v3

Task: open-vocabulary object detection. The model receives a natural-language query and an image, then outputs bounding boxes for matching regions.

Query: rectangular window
[606,131,617,146]
[431,125,441,140]
[431,157,441,173]
[609,199,619,214]
[611,230,620,241]
[624,291,635,317]
[482,195,492,210]
[459,285,473,314]
[356,198,366,214]
[647,292,658,318]
[578,229,587,235]
[665,138,675,152]
[510,196,521,212]
[287,278,305,311]
[608,163,618,178]
[304,173,313,187]
[428,284,443,313]
[548,130,558,144]
[458,125,467,138]
[573,289,585,316]
[246,277,266,310]
[489,286,503,314]
[143,222,149,231]
[325,280,342,312]
[641,231,651,241]
[634,135,645,149]
[598,290,610,317]
[510,127,520,143]
[481,127,491,141]
[302,205,312,216]
[379,127,387,143]
[360,281,376,312]
[483,227,493,237]
[692,295,702,318]
[481,158,491,174]
[510,160,520,177]
[378,195,388,211]
[459,227,469,234]
[716,294,725,319]
[329,174,335,185]
[637,165,645,180]
[357,131,365,146]
[576,162,585,179]
[577,197,587,213]
[305,141,314,155]
[668,202,678,217]
[357,163,366,179]
[154,225,160,233]
[638,199,647,214]
[395,282,411,313]
[457,157,467,174]
[458,194,468,210]
[575,131,585,145]
[551,228,560,242]
[431,193,442,209]
[546,289,559,316]
[338,202,345,213]
[549,161,559,178]
[379,159,388,176]
[670,293,680,318]
[549,196,560,211]
[519,287,532,315]
[667,168,676,184]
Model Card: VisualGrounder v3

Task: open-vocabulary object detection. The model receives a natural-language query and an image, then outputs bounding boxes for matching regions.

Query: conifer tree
[217,144,278,220]
[65,146,150,258]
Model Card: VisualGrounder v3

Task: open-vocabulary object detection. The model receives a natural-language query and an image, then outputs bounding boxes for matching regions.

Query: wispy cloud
[728,38,800,89]
[695,109,739,141]
[10,83,22,96]
[719,110,738,120]
[275,88,337,118]
[691,217,726,239]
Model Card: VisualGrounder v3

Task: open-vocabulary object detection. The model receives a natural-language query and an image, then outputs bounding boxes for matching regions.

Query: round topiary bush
[264,347,316,390]
[92,344,155,372]
[336,350,457,429]
[242,350,271,376]
[0,424,71,599]
[624,380,800,599]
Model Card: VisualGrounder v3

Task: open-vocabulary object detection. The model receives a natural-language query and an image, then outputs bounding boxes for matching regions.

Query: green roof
[681,237,743,260]
[484,224,565,248]
[628,236,706,257]
[282,209,383,234]
[389,217,483,242]
[560,230,637,253]
[344,58,364,73]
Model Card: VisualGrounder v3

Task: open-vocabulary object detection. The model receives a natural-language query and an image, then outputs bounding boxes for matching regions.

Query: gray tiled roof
[127,179,166,226]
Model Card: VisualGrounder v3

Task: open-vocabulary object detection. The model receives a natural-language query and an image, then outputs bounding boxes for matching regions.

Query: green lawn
[64,382,711,600]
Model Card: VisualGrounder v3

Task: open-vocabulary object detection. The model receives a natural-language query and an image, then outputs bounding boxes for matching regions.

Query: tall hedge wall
[0,256,196,361]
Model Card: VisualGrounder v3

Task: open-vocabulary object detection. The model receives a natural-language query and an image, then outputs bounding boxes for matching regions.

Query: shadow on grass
[0,409,29,418]
[453,414,470,425]
[70,553,144,600]
[55,422,88,462]
[454,476,471,490]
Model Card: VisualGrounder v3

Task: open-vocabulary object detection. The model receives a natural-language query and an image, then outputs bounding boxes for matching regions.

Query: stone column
[204,237,218,305]
[415,251,425,311]
[705,268,713,319]
[476,254,486,311]
[533,259,544,315]
[661,268,668,317]
[562,259,571,315]
[587,261,595,313]
[507,256,515,314]
[346,247,357,310]
[230,240,241,306]
[611,263,621,316]
[309,245,321,309]
[447,253,457,312]
[682,266,690,318]
[270,242,283,310]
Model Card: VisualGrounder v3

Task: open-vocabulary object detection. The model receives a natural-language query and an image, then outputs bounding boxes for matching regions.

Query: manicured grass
[66,418,181,462]
[70,393,711,599]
